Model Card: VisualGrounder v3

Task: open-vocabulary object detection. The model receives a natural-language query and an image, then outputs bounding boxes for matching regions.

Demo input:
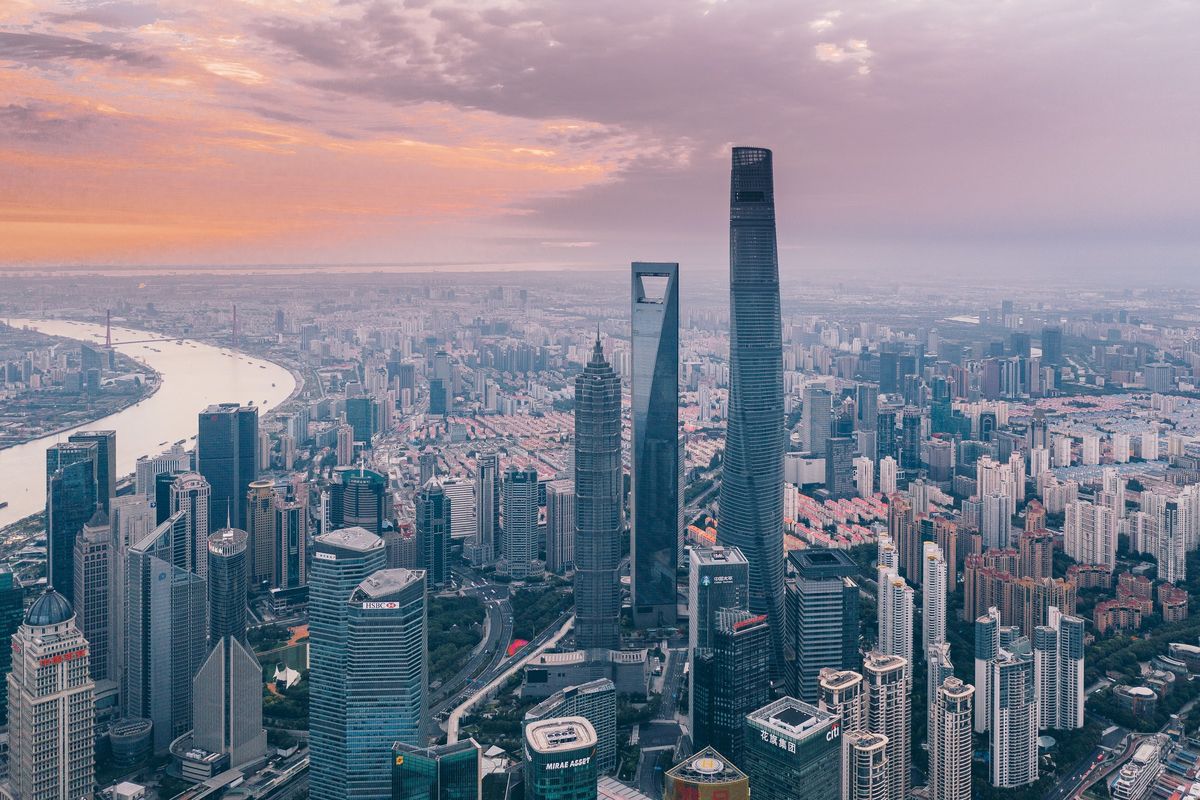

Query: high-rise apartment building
[929,677,974,800]
[742,697,841,800]
[790,549,860,702]
[877,567,914,687]
[844,732,889,800]
[574,335,623,648]
[631,262,680,628]
[6,589,95,800]
[309,527,388,800]
[923,542,948,653]
[865,651,910,800]
[990,639,1038,788]
[197,402,259,530]
[719,147,786,674]
[1034,606,1086,730]
[502,466,540,580]
[1064,500,1116,569]
[818,667,868,800]
[545,479,576,573]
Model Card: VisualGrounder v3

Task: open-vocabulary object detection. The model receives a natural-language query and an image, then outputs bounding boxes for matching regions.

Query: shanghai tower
[574,335,623,651]
[717,147,786,672]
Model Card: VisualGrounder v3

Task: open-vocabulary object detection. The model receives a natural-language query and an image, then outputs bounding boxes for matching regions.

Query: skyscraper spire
[717,146,786,675]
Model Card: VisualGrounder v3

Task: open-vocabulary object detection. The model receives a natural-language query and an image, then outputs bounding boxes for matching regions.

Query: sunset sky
[1,0,1198,278]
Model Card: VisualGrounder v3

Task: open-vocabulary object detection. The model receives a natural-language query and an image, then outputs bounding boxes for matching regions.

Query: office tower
[193,528,267,768]
[545,479,576,573]
[441,477,475,541]
[990,639,1038,788]
[346,396,379,446]
[46,441,97,603]
[475,451,501,564]
[824,436,855,499]
[68,429,116,511]
[818,668,867,800]
[523,717,598,800]
[865,651,910,800]
[502,466,540,580]
[6,589,95,800]
[0,569,23,727]
[336,424,355,465]
[342,569,428,799]
[392,739,483,800]
[855,383,879,431]
[575,335,623,645]
[719,147,786,674]
[1064,500,1116,569]
[525,679,617,775]
[330,466,388,535]
[900,407,923,471]
[803,385,833,454]
[631,262,680,628]
[207,527,249,640]
[155,470,181,525]
[124,512,207,753]
[927,438,954,483]
[272,483,308,589]
[169,471,212,577]
[245,478,276,586]
[197,402,259,530]
[692,609,770,762]
[742,697,840,800]
[73,508,111,680]
[923,542,948,653]
[416,478,452,589]
[790,549,860,702]
[1034,606,1086,730]
[664,747,749,800]
[136,443,190,496]
[309,528,388,800]
[877,567,914,687]
[687,546,750,718]
[419,448,440,487]
[844,732,889,800]
[930,677,974,800]
[1041,326,1063,365]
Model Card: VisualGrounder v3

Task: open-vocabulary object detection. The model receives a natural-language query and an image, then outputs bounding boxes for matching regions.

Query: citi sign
[826,722,841,741]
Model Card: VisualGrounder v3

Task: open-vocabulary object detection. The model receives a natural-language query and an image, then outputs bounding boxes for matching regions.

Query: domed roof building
[25,586,75,627]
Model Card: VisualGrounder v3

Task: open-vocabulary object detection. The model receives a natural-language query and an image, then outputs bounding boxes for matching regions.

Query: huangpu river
[0,319,296,528]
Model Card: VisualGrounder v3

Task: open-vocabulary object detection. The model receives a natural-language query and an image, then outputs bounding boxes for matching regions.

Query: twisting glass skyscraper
[717,146,786,671]
[574,335,623,651]
[631,261,680,628]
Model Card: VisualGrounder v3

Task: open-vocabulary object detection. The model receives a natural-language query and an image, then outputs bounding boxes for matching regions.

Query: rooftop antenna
[226,497,233,529]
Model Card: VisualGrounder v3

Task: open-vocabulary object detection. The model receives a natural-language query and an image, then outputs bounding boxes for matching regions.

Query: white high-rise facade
[922,542,948,653]
[7,590,96,800]
[844,732,890,800]
[981,492,1013,550]
[853,456,874,498]
[990,640,1038,789]
[1034,606,1086,730]
[1064,500,1116,569]
[879,456,898,496]
[865,651,910,800]
[877,566,914,686]
[930,676,974,800]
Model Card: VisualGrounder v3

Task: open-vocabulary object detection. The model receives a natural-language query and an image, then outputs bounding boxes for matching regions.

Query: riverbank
[0,319,295,528]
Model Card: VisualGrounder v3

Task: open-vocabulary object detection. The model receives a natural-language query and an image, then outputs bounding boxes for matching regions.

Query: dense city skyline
[2,1,1199,279]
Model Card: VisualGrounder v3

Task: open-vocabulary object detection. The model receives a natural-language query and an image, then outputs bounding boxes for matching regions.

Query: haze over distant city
[2,0,1198,280]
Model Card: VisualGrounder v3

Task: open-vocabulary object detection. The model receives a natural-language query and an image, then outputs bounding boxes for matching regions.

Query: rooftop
[746,697,835,742]
[353,568,424,600]
[525,717,597,754]
[316,526,383,553]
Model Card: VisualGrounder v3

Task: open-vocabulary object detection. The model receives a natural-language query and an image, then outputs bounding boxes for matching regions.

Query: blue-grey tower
[717,146,786,672]
[309,527,388,800]
[631,262,680,628]
[574,336,623,651]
